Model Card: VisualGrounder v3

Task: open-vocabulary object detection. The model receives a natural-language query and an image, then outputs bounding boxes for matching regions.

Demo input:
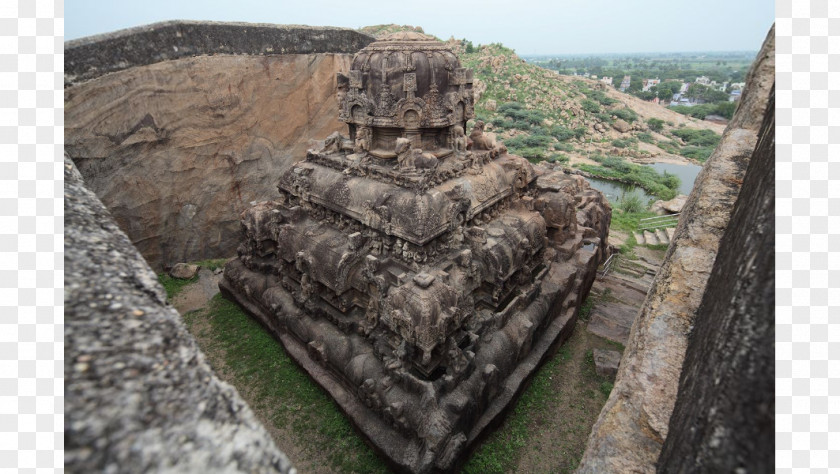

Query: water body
[585,177,657,205]
[646,162,703,196]
[585,161,702,205]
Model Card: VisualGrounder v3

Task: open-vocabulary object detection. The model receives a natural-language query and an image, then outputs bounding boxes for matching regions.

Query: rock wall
[65,20,374,85]
[64,154,294,473]
[656,86,774,474]
[576,24,775,474]
[65,22,374,271]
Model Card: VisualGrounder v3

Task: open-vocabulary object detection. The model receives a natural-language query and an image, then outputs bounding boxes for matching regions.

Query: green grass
[157,258,227,300]
[578,296,594,321]
[183,294,389,473]
[462,345,573,474]
[610,210,657,233]
[158,273,198,300]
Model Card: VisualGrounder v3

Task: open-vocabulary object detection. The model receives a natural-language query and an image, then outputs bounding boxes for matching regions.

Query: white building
[695,76,711,85]
[642,78,661,92]
[600,76,613,86]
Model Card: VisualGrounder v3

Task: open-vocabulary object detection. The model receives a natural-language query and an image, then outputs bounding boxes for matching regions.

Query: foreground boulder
[64,155,293,473]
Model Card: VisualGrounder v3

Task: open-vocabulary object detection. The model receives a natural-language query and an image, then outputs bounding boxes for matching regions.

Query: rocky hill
[363,25,725,168]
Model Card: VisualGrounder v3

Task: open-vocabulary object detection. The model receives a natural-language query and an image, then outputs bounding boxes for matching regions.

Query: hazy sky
[66,0,774,55]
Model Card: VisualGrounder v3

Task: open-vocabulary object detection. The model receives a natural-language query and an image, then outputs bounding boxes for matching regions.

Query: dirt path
[513,320,625,473]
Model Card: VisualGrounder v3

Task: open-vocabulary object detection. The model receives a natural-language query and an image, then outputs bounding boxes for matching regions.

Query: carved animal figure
[322,131,344,154]
[468,120,496,151]
[395,138,438,170]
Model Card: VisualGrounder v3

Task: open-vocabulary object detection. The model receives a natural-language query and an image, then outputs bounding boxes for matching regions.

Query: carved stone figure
[468,120,496,150]
[221,33,611,474]
[452,125,467,152]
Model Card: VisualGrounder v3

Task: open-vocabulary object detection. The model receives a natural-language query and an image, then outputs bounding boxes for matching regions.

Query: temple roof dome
[339,33,474,129]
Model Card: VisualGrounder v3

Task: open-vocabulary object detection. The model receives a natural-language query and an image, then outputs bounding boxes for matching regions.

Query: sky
[66,0,775,55]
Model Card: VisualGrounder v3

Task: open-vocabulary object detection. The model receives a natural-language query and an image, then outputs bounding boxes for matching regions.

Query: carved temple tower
[221,32,611,473]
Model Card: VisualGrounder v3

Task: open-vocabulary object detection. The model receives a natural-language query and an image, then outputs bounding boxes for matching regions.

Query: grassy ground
[183,294,389,473]
[157,258,228,300]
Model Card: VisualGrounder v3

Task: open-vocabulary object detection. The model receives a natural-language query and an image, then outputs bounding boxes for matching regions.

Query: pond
[585,177,657,206]
[584,161,703,206]
[646,162,703,196]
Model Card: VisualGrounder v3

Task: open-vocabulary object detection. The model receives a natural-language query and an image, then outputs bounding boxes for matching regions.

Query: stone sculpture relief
[221,32,611,473]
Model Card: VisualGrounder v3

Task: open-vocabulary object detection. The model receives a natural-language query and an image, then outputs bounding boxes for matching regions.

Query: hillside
[362,26,725,170]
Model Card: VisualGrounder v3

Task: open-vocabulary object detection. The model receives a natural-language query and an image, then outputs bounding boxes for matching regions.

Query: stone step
[666,227,676,241]
[632,231,645,245]
[643,230,659,246]
[656,228,670,245]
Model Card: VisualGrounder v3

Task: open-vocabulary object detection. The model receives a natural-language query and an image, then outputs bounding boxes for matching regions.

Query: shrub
[637,132,655,144]
[618,193,645,213]
[581,99,601,114]
[504,134,554,149]
[680,145,716,162]
[594,112,614,124]
[586,89,617,106]
[671,128,721,147]
[612,107,638,123]
[611,138,637,149]
[647,118,665,132]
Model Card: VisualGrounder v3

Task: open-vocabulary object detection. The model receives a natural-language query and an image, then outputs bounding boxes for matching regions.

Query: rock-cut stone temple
[221,32,611,473]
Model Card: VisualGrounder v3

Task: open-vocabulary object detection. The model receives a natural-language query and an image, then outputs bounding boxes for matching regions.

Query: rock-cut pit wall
[65,21,375,271]
[64,154,294,473]
[577,24,775,473]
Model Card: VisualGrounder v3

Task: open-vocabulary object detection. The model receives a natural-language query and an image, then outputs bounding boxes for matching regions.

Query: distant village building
[619,75,631,92]
[642,78,661,92]
[679,82,690,93]
[729,89,742,102]
[600,76,613,86]
[730,82,746,90]
[590,74,598,79]
[695,76,711,85]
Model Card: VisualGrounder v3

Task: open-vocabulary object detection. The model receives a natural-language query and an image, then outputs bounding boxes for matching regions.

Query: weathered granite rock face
[577,24,775,474]
[657,85,774,474]
[65,20,374,85]
[64,155,294,474]
[65,22,375,271]
[222,33,611,473]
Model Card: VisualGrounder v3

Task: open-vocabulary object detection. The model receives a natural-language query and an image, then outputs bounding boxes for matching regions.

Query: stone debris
[170,262,199,279]
[222,33,611,474]
[593,349,621,379]
[650,194,688,215]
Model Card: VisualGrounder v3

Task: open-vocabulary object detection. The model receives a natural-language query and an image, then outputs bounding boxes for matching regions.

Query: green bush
[680,145,716,162]
[503,134,554,149]
[612,107,638,123]
[581,99,601,114]
[611,137,637,149]
[671,128,721,147]
[637,132,655,143]
[586,89,617,106]
[618,193,645,213]
[594,112,614,124]
[647,118,665,132]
